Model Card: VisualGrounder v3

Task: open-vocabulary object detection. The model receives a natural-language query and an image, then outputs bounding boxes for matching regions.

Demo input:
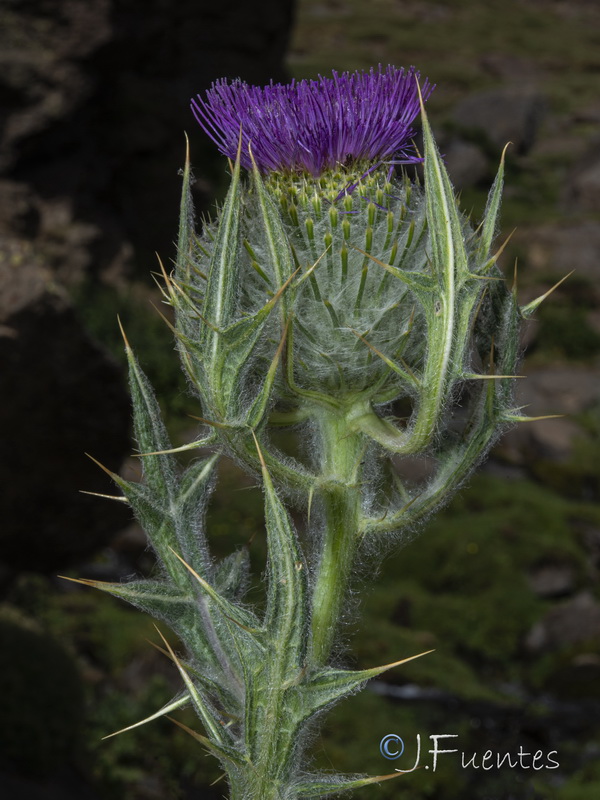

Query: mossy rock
[0,606,84,776]
[352,475,597,694]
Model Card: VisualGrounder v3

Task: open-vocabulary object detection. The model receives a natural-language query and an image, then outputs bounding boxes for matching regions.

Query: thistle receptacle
[86,65,527,800]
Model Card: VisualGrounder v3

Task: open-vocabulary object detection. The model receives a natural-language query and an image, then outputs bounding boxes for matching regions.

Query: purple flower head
[191,65,433,176]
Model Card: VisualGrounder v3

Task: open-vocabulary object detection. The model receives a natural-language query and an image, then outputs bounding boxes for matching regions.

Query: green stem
[310,409,364,665]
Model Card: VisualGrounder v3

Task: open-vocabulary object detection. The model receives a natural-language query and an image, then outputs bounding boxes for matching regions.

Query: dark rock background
[1,0,600,798]
[0,2,296,795]
[0,0,296,576]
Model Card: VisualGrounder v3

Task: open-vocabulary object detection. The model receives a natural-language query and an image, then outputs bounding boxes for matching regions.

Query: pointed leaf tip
[184,130,190,164]
[251,429,268,472]
[79,489,128,503]
[375,649,435,672]
[166,716,246,768]
[504,412,565,423]
[85,452,116,479]
[102,694,189,740]
[155,252,174,292]
[247,139,258,173]
[187,414,230,430]
[520,271,574,318]
[150,301,178,337]
[296,769,410,798]
[415,73,427,118]
[117,315,131,351]
[511,258,519,295]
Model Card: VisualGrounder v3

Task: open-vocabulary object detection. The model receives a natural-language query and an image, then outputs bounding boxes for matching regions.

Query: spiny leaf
[166,716,247,768]
[297,650,433,719]
[214,549,251,600]
[292,243,330,289]
[84,456,186,588]
[203,263,297,422]
[146,639,240,704]
[153,625,226,745]
[102,694,189,740]
[480,228,515,274]
[154,251,177,303]
[418,79,469,285]
[79,489,128,503]
[118,318,176,500]
[253,432,307,661]
[167,547,263,636]
[501,410,564,423]
[132,433,217,457]
[200,136,243,356]
[294,770,407,798]
[250,144,296,319]
[58,576,195,631]
[520,271,573,318]
[350,328,420,389]
[175,133,195,284]
[174,454,219,574]
[479,142,509,261]
[244,318,289,427]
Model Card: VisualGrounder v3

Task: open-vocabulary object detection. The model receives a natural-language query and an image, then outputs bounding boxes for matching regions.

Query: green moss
[392,475,588,591]
[350,474,596,697]
[527,638,600,699]
[350,614,501,702]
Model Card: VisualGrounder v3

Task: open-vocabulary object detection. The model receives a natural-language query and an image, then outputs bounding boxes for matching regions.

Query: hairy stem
[310,409,364,665]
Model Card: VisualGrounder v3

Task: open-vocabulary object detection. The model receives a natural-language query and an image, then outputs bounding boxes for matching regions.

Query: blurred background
[1,1,599,798]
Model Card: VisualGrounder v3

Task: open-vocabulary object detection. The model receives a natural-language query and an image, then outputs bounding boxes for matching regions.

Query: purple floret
[191,65,433,176]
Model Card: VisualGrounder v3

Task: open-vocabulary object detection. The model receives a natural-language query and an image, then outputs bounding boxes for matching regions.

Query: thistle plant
[77,66,551,799]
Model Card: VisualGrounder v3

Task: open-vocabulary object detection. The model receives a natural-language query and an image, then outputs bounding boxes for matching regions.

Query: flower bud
[180,65,521,471]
